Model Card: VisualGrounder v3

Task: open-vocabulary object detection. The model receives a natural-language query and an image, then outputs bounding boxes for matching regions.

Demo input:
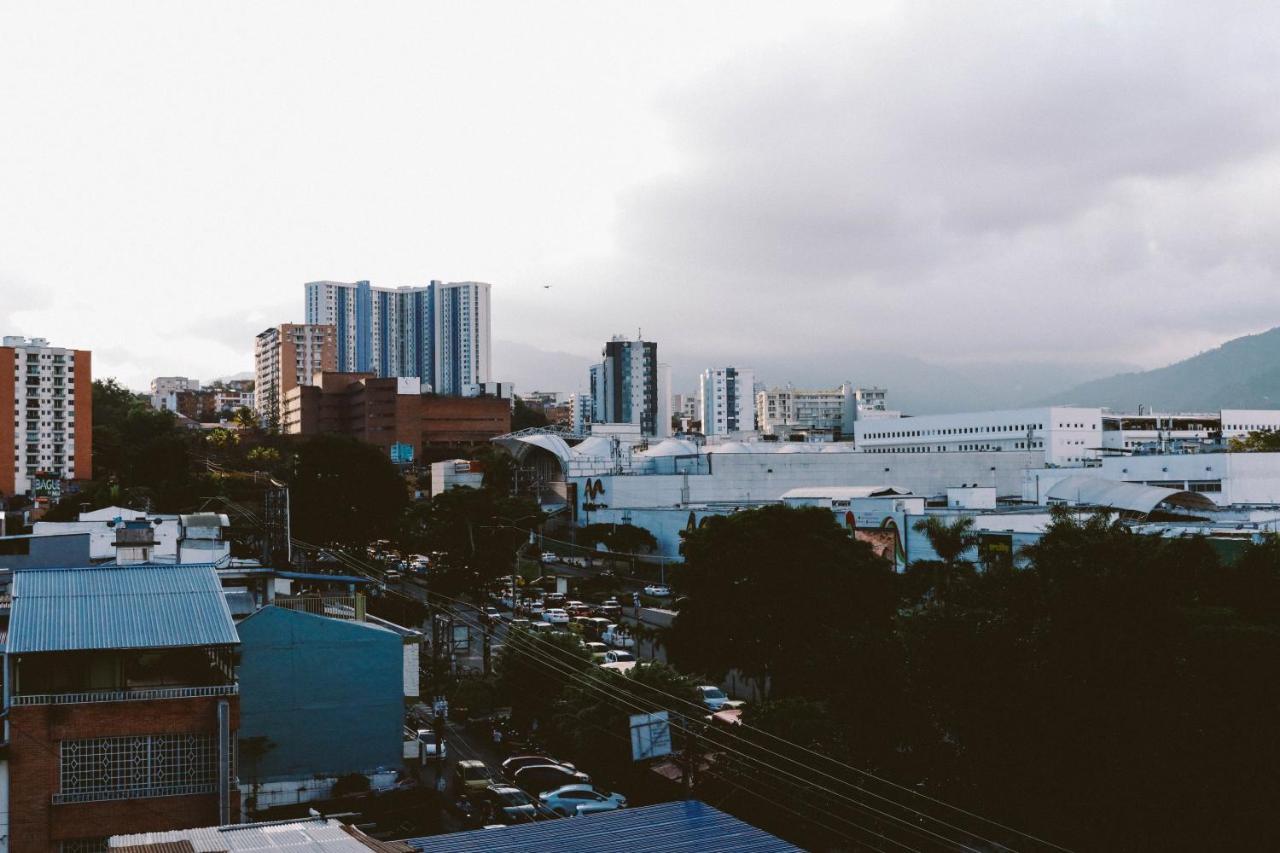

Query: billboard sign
[630,711,673,761]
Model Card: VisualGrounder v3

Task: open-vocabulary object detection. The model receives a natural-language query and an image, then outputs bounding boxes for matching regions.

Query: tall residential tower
[587,336,670,438]
[698,366,756,435]
[1,336,92,498]
[303,279,491,394]
[254,324,337,431]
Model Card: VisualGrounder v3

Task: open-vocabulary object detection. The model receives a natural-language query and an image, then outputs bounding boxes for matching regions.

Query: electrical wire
[221,498,1061,851]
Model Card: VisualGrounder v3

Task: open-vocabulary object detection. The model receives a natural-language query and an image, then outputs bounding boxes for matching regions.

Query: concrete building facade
[282,372,511,457]
[587,336,670,438]
[253,324,337,432]
[699,367,756,436]
[0,336,92,498]
[304,279,492,395]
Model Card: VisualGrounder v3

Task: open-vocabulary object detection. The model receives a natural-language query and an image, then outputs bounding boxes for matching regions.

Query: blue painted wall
[0,532,91,570]
[236,606,403,783]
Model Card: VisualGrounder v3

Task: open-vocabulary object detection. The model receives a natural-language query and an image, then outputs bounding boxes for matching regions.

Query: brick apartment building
[2,563,240,852]
[0,336,92,500]
[254,324,337,432]
[282,372,511,459]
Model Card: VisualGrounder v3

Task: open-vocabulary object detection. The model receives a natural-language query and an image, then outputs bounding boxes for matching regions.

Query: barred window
[57,733,219,804]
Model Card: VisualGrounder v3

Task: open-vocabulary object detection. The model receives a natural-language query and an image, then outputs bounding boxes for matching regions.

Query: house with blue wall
[235,605,405,813]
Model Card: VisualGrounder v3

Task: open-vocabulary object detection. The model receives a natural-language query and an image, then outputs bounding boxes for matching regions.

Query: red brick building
[282,372,511,459]
[3,563,240,851]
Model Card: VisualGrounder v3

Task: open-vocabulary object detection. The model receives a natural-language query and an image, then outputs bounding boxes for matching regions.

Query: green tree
[407,485,543,599]
[551,662,699,786]
[909,515,978,605]
[667,505,896,700]
[495,629,591,729]
[288,434,408,549]
[511,397,549,431]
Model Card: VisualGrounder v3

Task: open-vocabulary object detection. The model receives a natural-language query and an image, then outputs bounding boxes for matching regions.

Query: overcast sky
[3,1,1279,391]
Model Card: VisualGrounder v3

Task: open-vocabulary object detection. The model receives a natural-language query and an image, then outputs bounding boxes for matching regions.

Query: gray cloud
[607,3,1280,369]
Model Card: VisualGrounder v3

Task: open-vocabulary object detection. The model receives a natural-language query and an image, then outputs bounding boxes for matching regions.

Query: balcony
[13,683,239,707]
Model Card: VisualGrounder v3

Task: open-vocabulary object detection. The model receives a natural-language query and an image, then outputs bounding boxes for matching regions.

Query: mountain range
[495,326,1280,415]
[1039,326,1280,412]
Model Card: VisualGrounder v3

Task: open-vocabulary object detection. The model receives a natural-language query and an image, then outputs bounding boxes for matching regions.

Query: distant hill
[1040,327,1280,411]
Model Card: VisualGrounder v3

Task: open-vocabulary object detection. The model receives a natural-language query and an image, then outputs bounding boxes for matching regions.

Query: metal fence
[12,684,238,707]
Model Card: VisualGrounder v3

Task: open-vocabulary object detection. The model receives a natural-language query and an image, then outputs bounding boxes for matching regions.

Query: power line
[229,501,1063,851]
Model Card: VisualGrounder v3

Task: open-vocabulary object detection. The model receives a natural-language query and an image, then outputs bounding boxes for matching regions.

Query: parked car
[601,624,635,649]
[543,608,570,624]
[596,599,621,619]
[583,641,609,663]
[501,754,576,776]
[478,784,540,824]
[509,618,532,632]
[524,600,546,619]
[583,617,612,640]
[696,685,729,711]
[454,759,495,793]
[512,764,590,796]
[529,620,554,633]
[416,727,447,760]
[565,601,591,617]
[539,784,628,817]
[384,569,401,582]
[603,649,636,666]
[643,585,672,597]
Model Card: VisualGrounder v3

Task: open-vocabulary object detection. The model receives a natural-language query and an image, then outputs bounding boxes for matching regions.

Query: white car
[643,585,672,597]
[697,685,729,711]
[540,552,559,564]
[603,650,635,665]
[539,784,627,816]
[416,728,447,760]
[543,608,570,624]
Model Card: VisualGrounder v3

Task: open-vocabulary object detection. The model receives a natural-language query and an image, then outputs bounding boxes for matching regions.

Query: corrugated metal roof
[8,563,239,653]
[111,817,370,852]
[403,801,802,852]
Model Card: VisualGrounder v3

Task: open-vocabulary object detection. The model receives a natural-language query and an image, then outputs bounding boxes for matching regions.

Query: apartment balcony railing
[11,684,238,707]
[275,594,364,621]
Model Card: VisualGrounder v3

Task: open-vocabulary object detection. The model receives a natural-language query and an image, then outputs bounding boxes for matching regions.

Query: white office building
[150,376,200,396]
[699,367,756,436]
[570,391,594,434]
[756,382,893,439]
[854,406,1100,466]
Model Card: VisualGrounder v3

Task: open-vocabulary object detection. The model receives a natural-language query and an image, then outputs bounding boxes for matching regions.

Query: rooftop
[110,817,405,853]
[7,562,239,653]
[402,800,801,852]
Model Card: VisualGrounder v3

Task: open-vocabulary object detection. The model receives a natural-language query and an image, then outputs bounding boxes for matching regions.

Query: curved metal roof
[781,486,913,500]
[1046,475,1217,515]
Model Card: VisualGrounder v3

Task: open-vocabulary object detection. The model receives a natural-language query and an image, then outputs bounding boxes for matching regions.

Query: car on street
[524,600,545,618]
[539,784,628,816]
[603,649,636,666]
[509,618,532,632]
[501,754,576,776]
[643,585,672,597]
[512,764,590,796]
[540,552,559,564]
[565,601,592,617]
[583,641,609,663]
[416,727,447,760]
[543,608,570,624]
[529,621,554,633]
[454,759,495,793]
[697,685,729,711]
[596,599,621,619]
[477,784,540,824]
[484,606,502,621]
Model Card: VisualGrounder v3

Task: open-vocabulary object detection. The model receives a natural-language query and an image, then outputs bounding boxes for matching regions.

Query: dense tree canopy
[288,434,408,549]
[668,503,1280,850]
[667,505,897,700]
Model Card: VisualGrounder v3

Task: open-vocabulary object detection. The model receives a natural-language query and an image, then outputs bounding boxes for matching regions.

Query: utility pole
[481,607,492,676]
[681,718,697,799]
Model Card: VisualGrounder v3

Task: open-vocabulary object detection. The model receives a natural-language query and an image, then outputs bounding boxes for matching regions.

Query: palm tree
[911,515,978,606]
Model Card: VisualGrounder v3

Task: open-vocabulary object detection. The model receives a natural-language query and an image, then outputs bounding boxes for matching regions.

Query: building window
[57,733,221,804]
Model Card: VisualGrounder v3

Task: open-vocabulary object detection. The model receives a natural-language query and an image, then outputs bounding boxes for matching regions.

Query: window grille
[57,733,220,803]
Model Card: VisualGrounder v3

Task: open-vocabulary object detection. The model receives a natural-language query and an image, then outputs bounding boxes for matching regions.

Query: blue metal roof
[402,801,802,852]
[7,563,240,653]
